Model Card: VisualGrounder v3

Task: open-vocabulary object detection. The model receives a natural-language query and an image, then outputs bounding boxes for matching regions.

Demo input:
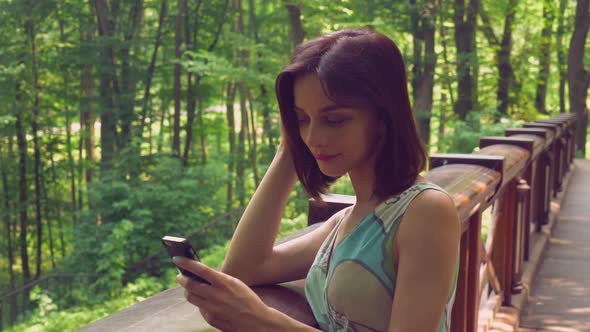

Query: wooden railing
[0,273,102,330]
[0,208,243,331]
[79,113,578,332]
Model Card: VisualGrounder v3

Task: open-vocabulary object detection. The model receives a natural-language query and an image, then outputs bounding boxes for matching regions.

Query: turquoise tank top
[305,182,459,331]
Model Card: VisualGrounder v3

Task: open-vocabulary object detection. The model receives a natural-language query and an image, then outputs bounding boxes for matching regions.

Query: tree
[535,0,555,114]
[567,0,590,156]
[479,0,519,119]
[172,0,183,158]
[284,1,304,48]
[0,139,17,324]
[410,0,438,147]
[453,0,479,121]
[24,0,44,280]
[91,0,120,176]
[555,0,569,114]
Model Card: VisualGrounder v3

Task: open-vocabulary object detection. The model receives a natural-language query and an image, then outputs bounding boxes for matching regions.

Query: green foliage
[197,213,308,268]
[93,219,135,297]
[5,276,167,332]
[54,157,230,305]
[1,0,587,329]
[439,113,524,153]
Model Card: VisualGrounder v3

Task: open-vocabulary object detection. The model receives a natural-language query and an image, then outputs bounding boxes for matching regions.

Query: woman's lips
[315,154,340,162]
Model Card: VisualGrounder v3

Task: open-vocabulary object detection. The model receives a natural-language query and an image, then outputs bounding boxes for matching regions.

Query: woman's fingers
[184,288,207,307]
[177,274,216,298]
[189,293,234,331]
[172,257,225,286]
[199,308,233,331]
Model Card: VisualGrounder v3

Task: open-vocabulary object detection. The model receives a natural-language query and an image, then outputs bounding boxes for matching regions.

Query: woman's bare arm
[221,147,342,286]
[388,189,460,332]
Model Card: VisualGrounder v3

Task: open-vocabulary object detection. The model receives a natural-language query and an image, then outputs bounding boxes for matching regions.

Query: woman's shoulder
[374,181,449,226]
[396,185,460,245]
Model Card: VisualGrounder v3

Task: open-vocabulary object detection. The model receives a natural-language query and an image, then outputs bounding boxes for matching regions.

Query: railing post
[466,212,482,332]
[504,128,552,234]
[536,149,551,230]
[538,120,569,185]
[451,212,481,332]
[491,179,517,306]
[514,178,530,285]
[524,123,559,198]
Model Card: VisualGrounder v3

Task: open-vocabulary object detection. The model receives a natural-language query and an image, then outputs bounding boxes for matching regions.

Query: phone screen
[162,236,210,284]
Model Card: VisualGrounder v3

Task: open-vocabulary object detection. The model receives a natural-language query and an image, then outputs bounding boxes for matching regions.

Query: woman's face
[293,73,380,178]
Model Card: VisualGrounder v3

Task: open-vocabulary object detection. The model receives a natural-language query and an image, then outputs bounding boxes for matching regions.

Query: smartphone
[161,235,210,284]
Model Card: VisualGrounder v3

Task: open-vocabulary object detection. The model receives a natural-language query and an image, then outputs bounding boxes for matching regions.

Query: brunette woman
[173,29,460,332]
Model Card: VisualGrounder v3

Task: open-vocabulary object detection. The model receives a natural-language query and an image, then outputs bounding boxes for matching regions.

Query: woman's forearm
[221,148,298,282]
[263,308,321,332]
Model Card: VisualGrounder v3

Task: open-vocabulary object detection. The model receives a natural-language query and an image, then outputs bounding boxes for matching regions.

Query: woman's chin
[318,167,346,178]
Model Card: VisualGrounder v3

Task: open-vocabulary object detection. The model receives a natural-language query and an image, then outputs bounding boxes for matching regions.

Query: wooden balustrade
[505,128,554,231]
[79,114,577,332]
[524,122,564,195]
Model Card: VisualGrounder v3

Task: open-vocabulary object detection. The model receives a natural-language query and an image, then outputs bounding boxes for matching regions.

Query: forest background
[0,0,589,331]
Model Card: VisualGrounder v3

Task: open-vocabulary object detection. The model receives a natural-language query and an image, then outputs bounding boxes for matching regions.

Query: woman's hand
[173,257,274,331]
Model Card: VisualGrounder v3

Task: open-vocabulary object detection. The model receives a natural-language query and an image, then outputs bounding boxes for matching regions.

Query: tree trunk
[556,0,568,113]
[410,0,438,148]
[158,46,170,155]
[0,141,18,324]
[158,97,169,155]
[480,2,520,119]
[439,7,454,151]
[236,84,247,207]
[198,101,208,164]
[138,0,167,140]
[235,0,249,207]
[226,83,237,211]
[15,112,31,305]
[284,1,304,48]
[65,106,77,219]
[535,0,555,114]
[119,0,145,151]
[567,0,590,156]
[172,0,183,157]
[247,0,275,158]
[183,0,197,166]
[25,0,44,280]
[80,14,96,190]
[497,0,517,118]
[453,0,479,121]
[92,0,120,177]
[247,89,259,186]
[183,0,227,165]
[57,4,78,226]
[40,169,56,269]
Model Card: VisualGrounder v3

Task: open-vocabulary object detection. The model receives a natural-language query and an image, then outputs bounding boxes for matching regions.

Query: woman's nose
[302,121,327,148]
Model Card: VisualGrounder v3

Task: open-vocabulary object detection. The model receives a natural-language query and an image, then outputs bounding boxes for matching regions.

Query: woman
[173,29,460,331]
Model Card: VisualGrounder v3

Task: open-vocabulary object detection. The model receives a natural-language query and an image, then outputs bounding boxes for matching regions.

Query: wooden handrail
[0,273,102,300]
[78,113,577,332]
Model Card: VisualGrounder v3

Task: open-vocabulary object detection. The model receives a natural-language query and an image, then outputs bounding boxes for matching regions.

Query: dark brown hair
[276,29,425,200]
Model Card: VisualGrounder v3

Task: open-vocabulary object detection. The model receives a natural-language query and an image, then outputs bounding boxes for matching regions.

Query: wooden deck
[518,159,590,332]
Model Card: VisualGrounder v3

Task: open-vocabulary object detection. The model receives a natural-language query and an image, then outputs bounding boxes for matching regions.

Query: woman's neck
[349,166,378,204]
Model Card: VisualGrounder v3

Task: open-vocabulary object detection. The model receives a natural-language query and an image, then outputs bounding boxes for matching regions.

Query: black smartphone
[161,235,210,284]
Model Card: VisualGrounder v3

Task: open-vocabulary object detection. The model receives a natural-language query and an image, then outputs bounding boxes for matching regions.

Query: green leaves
[93,219,135,297]
[182,49,275,87]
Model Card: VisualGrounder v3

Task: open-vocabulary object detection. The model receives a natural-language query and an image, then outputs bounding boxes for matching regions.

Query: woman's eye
[325,117,347,125]
[297,117,309,125]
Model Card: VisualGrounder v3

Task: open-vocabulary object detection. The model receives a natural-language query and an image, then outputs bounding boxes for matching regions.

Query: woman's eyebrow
[294,104,344,113]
